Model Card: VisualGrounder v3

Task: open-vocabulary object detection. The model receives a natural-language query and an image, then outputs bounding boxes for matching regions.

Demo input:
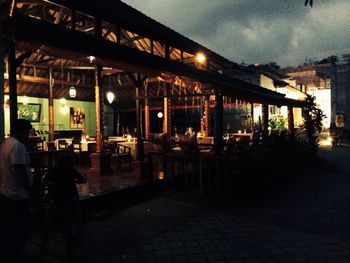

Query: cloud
[123,0,350,67]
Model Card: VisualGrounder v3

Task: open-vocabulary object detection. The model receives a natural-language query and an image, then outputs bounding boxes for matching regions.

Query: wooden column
[90,65,111,174]
[262,104,269,133]
[288,106,295,138]
[8,39,17,128]
[70,9,76,30]
[214,91,223,155]
[250,102,254,132]
[163,82,171,136]
[0,32,5,142]
[135,77,144,162]
[203,96,210,137]
[94,65,104,153]
[144,83,150,140]
[48,67,54,141]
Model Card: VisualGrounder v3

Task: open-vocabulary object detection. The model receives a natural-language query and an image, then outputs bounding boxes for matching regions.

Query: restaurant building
[0,0,305,177]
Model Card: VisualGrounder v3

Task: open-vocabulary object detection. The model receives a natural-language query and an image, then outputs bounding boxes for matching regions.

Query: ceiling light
[69,86,77,98]
[106,91,115,104]
[88,55,96,63]
[195,52,206,64]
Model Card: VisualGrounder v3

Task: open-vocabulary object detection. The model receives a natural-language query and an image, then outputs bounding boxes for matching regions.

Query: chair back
[72,138,81,153]
[58,139,68,149]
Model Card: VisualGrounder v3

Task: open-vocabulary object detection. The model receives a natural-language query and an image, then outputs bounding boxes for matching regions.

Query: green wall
[4,95,114,137]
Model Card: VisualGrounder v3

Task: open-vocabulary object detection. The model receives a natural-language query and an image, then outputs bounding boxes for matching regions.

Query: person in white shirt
[0,119,33,262]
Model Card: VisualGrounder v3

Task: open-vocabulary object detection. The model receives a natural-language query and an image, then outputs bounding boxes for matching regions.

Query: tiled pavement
[28,145,350,262]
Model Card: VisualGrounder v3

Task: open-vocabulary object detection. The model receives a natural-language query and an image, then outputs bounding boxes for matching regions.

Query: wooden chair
[72,138,82,165]
[58,139,68,150]
[110,144,132,172]
[36,140,44,151]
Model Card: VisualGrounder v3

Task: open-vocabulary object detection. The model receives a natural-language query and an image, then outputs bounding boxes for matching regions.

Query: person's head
[10,119,32,143]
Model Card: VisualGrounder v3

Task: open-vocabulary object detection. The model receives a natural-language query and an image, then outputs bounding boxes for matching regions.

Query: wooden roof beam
[4,73,93,89]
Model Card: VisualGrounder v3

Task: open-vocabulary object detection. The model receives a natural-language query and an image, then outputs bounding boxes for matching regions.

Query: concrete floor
[24,144,350,262]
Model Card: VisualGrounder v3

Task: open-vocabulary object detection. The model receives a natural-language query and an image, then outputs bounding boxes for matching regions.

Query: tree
[266,61,281,71]
[316,55,338,65]
[302,95,325,150]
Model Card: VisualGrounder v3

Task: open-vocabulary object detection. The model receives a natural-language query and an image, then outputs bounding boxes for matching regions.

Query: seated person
[179,132,199,154]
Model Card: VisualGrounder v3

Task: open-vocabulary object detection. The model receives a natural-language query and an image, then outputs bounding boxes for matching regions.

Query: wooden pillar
[214,91,223,155]
[8,39,17,128]
[163,82,171,136]
[48,67,54,141]
[250,102,254,132]
[94,65,104,153]
[0,32,5,142]
[262,104,269,133]
[288,106,295,138]
[90,65,111,174]
[144,83,150,140]
[135,77,144,162]
[70,9,76,30]
[203,96,210,137]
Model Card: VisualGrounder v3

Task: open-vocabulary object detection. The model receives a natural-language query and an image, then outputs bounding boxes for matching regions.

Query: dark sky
[123,0,350,67]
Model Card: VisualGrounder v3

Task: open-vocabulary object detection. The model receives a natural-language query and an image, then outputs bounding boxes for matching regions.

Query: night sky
[123,0,350,67]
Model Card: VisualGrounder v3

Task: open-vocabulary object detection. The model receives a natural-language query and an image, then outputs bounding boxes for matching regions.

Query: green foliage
[316,55,338,65]
[268,115,286,133]
[302,95,326,149]
[266,61,281,71]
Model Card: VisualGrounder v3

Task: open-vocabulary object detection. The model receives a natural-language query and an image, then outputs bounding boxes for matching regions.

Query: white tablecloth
[118,141,151,159]
[108,136,127,143]
[80,141,96,152]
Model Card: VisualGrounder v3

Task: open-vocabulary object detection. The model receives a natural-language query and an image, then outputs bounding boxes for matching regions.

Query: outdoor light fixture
[157,111,163,118]
[106,91,115,104]
[22,96,29,105]
[59,98,68,115]
[195,52,206,64]
[88,55,96,63]
[69,86,77,98]
[60,98,66,105]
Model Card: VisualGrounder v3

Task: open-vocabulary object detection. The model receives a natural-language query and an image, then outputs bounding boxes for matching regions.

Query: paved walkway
[28,145,350,262]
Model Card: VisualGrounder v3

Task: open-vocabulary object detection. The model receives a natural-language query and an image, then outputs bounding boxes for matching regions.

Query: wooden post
[250,102,254,132]
[8,39,17,128]
[0,32,5,142]
[71,9,76,30]
[144,82,150,140]
[94,65,104,153]
[214,91,223,155]
[203,96,210,137]
[48,67,54,141]
[262,104,269,133]
[288,106,295,138]
[135,76,144,162]
[90,65,111,174]
[164,82,171,136]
